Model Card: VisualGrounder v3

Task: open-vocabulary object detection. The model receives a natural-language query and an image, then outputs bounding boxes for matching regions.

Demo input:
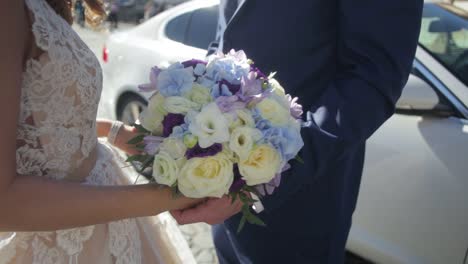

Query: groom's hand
[170,195,243,225]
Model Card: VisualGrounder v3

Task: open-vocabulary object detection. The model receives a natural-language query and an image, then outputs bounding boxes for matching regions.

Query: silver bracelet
[108,121,124,145]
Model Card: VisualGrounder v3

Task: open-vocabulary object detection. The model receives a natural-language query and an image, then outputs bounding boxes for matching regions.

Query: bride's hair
[45,0,106,25]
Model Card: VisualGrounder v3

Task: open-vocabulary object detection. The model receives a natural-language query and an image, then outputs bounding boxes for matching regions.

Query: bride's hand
[114,124,143,155]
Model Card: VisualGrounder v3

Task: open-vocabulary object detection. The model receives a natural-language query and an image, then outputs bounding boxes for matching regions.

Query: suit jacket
[211,0,423,263]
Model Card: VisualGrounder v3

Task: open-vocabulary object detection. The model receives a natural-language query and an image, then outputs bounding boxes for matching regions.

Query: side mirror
[396,75,454,117]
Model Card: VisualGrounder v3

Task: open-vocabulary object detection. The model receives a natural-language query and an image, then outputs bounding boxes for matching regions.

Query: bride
[0,0,225,263]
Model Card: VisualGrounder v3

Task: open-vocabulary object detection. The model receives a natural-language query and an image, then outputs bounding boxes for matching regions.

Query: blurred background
[72,0,468,263]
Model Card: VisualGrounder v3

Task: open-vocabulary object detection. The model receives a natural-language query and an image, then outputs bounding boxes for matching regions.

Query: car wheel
[117,94,147,125]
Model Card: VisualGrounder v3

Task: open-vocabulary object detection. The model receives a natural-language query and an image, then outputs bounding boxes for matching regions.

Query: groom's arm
[260,0,424,212]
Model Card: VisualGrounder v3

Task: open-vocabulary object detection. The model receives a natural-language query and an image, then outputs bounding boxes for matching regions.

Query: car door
[347,52,468,263]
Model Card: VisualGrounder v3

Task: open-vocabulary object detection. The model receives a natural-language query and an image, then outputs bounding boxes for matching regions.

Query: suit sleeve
[260,0,423,212]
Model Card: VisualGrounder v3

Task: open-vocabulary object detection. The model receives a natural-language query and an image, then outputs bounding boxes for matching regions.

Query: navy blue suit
[211,1,423,263]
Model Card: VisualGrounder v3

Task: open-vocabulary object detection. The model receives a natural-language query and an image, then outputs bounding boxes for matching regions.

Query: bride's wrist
[107,120,124,146]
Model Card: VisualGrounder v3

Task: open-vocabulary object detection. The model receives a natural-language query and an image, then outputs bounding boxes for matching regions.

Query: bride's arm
[0,1,198,232]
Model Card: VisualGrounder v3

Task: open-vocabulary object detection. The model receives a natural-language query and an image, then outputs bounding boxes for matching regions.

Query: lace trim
[18,0,102,180]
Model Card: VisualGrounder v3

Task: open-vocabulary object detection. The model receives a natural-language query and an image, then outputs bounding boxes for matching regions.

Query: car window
[184,6,219,50]
[419,3,468,86]
[165,12,192,44]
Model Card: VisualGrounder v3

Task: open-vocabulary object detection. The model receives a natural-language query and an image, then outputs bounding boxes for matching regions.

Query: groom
[172,0,424,263]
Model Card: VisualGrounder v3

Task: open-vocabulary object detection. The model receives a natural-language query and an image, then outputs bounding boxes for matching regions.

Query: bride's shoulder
[0,1,30,63]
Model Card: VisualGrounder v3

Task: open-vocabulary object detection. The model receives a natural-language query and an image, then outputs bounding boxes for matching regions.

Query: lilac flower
[162,113,185,137]
[158,63,195,97]
[229,165,246,192]
[256,163,291,196]
[138,66,161,92]
[143,135,164,155]
[240,72,262,96]
[288,95,303,119]
[185,143,223,159]
[215,96,246,113]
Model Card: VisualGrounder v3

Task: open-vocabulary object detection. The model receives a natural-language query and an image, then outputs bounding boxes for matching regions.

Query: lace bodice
[17,0,102,180]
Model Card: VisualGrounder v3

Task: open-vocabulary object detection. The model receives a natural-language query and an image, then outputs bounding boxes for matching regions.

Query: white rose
[185,83,212,105]
[164,96,200,114]
[139,93,167,135]
[226,109,255,131]
[256,98,290,126]
[189,103,230,148]
[160,137,187,160]
[269,78,286,97]
[239,144,281,186]
[152,151,179,186]
[229,126,262,161]
[178,153,234,198]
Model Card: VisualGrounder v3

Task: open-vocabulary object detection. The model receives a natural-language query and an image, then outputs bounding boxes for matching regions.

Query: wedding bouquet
[128,50,304,231]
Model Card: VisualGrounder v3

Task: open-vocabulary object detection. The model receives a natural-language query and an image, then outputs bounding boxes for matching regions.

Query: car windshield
[419,3,468,86]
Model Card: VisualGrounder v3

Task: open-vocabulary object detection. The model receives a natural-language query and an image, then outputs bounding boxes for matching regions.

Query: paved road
[74,23,219,264]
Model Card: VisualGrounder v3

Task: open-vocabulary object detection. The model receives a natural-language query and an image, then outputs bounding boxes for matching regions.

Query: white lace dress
[0,0,196,263]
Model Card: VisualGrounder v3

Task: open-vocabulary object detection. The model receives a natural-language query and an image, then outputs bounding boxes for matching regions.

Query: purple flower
[182,59,207,68]
[162,113,185,137]
[185,143,223,159]
[219,79,241,95]
[229,165,246,192]
[250,65,267,79]
[288,95,303,119]
[256,163,291,196]
[138,66,161,92]
[215,96,246,113]
[143,135,164,155]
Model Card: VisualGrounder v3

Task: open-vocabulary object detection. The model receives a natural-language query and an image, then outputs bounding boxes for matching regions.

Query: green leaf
[134,124,150,133]
[127,134,145,145]
[242,186,262,198]
[135,143,146,150]
[238,192,256,204]
[126,154,145,163]
[138,156,154,173]
[237,214,247,233]
[295,155,305,164]
[246,213,266,226]
[230,192,238,205]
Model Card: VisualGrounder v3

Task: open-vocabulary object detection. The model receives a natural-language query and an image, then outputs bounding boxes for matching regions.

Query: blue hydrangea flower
[211,82,233,98]
[260,126,304,161]
[158,62,195,97]
[205,53,250,85]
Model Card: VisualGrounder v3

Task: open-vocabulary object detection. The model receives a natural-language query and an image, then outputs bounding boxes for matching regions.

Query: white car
[98,0,219,123]
[98,1,468,263]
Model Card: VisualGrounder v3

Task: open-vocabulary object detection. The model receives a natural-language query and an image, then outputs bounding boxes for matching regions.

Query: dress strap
[24,0,53,52]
